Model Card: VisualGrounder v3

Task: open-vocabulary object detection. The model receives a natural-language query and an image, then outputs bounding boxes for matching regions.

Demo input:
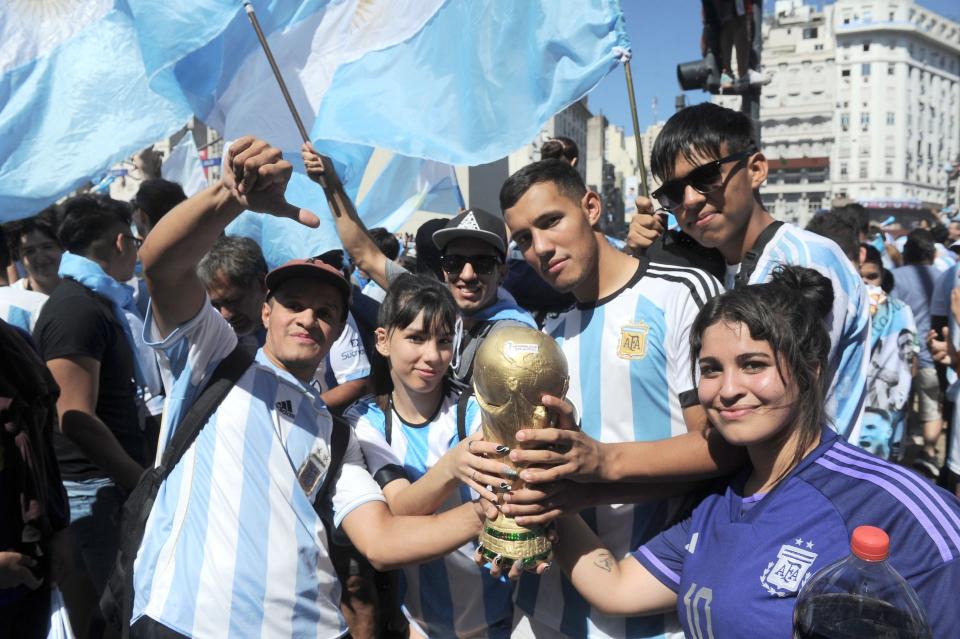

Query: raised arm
[141,137,318,338]
[301,142,392,290]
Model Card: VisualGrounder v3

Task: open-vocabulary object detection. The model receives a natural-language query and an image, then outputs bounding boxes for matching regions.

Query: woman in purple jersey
[547,265,960,637]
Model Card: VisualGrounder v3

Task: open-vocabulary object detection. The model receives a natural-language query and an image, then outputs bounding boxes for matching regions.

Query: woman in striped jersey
[549,266,960,638]
[345,273,518,638]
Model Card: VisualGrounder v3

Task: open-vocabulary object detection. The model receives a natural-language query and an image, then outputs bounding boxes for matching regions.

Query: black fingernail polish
[499,482,512,490]
[494,554,504,566]
[496,445,510,454]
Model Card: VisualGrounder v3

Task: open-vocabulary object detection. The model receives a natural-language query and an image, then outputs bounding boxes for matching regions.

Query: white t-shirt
[313,311,371,393]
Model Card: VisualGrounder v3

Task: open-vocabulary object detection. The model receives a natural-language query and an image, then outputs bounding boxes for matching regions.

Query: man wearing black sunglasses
[302,143,535,389]
[628,103,870,444]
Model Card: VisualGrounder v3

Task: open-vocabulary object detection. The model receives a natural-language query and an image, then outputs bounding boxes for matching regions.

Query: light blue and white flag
[161,133,208,197]
[358,154,465,233]
[3,0,628,242]
[0,2,189,221]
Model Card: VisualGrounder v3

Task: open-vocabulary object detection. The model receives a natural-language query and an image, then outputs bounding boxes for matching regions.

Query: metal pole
[244,2,340,210]
[623,60,650,198]
[244,3,309,144]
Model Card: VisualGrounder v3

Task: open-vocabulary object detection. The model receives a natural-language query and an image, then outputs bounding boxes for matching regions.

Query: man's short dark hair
[930,224,948,245]
[902,228,936,265]
[3,206,61,261]
[58,194,133,255]
[369,227,400,261]
[832,203,869,236]
[650,103,756,182]
[499,159,588,213]
[806,210,860,263]
[132,178,187,229]
[197,235,268,290]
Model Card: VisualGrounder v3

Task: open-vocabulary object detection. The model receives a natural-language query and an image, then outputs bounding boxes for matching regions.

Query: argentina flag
[1,0,629,249]
[0,1,190,221]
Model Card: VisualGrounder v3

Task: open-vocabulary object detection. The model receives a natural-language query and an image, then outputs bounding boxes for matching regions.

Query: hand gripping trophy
[472,324,569,568]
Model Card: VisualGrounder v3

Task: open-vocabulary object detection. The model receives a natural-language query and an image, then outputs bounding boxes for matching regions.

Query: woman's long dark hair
[689,266,834,475]
[371,273,457,410]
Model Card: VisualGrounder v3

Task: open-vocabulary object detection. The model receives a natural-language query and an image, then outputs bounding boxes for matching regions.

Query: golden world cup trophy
[473,324,569,568]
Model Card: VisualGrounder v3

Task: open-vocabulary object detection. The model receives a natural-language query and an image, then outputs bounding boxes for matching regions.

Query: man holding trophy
[489,159,725,639]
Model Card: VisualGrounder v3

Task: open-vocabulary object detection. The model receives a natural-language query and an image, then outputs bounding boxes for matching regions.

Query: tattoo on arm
[593,551,613,572]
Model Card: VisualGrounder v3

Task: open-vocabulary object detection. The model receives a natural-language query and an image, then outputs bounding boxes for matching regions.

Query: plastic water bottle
[793,525,932,638]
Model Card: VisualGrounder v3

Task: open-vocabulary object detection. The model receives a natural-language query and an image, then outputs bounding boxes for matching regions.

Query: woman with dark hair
[860,243,918,460]
[344,273,516,638]
[547,266,960,638]
[539,136,579,166]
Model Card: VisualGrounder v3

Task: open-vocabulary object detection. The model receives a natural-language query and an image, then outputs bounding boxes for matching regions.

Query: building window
[841,113,850,131]
[888,65,895,75]
[859,164,868,179]
[863,41,871,51]
[861,63,871,76]
[803,27,819,39]
[841,68,851,77]
[840,162,848,177]
[815,44,824,51]
[886,112,895,125]
[885,160,893,176]
[861,112,870,130]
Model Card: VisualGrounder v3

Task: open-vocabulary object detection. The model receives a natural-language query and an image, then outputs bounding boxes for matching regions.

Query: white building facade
[714,0,958,226]
[831,0,960,208]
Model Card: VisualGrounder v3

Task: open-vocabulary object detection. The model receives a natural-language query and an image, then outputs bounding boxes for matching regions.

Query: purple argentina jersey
[634,428,960,639]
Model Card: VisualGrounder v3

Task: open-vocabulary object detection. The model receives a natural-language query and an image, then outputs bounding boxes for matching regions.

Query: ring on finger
[467,439,475,453]
[472,470,479,482]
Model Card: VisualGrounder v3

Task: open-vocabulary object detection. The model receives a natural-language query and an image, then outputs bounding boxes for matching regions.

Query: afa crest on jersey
[617,321,650,360]
[761,539,818,597]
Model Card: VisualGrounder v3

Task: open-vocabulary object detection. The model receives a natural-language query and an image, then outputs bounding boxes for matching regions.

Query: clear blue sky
[588,0,960,136]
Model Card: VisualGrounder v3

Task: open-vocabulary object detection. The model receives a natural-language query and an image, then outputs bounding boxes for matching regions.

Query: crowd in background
[2,102,960,639]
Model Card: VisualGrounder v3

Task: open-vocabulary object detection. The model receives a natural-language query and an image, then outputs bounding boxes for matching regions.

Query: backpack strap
[456,388,473,442]
[384,399,393,446]
[157,345,254,478]
[735,220,785,288]
[315,413,350,511]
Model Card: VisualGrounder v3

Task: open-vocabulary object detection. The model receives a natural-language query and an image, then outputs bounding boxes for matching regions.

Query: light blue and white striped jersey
[346,392,514,639]
[134,300,385,639]
[313,311,371,393]
[748,223,870,443]
[517,260,721,639]
[0,284,47,332]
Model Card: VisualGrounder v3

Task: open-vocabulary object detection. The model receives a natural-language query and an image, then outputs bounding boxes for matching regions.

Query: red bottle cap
[851,525,889,561]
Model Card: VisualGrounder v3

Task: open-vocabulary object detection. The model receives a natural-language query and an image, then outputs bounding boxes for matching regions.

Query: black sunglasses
[652,149,755,212]
[440,253,501,276]
[123,234,144,248]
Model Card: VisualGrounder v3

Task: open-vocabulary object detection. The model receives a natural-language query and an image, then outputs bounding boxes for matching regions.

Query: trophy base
[478,513,551,568]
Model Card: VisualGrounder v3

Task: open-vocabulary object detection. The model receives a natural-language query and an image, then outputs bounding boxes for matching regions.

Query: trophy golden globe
[473,324,569,567]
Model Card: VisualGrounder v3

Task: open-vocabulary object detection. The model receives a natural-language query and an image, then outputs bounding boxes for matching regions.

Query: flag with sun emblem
[0,0,189,220]
[1,0,628,241]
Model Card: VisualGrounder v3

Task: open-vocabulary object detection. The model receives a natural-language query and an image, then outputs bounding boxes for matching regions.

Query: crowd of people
[1,102,960,639]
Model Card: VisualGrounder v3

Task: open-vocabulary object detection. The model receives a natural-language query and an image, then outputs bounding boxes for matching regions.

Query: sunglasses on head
[651,148,755,212]
[440,253,501,276]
